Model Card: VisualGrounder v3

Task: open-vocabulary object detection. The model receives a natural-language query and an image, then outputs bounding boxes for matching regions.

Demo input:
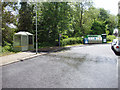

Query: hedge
[61,37,83,46]
[107,35,116,42]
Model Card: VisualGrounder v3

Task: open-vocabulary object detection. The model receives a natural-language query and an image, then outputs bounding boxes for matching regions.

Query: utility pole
[36,1,38,54]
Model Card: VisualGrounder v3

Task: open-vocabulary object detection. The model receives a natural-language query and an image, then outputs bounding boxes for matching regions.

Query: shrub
[107,35,116,42]
[38,42,57,48]
[2,42,14,52]
[61,37,83,46]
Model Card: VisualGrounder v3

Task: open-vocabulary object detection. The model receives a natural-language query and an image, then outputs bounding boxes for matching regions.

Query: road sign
[59,34,62,37]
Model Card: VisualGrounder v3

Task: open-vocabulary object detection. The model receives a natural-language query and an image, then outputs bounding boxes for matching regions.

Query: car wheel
[111,46,114,50]
[114,51,120,56]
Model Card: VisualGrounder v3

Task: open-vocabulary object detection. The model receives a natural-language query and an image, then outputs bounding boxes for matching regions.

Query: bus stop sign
[59,34,62,37]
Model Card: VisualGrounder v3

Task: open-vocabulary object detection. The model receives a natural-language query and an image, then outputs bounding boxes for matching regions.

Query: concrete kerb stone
[0,47,69,66]
[0,53,47,67]
[19,53,47,61]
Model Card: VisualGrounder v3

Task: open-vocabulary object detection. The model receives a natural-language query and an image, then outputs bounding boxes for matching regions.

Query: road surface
[2,44,119,88]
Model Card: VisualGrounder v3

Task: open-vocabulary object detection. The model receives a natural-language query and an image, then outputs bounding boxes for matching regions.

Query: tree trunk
[80,3,84,35]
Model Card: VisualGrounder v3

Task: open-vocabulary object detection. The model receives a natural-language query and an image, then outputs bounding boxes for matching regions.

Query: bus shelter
[13,31,34,51]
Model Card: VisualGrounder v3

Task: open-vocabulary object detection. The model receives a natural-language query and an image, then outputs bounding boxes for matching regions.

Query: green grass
[0,51,16,57]
[0,46,19,57]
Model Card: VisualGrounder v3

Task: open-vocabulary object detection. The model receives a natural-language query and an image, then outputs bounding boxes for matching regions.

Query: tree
[91,20,105,35]
[2,2,17,46]
[107,14,117,35]
[98,8,109,21]
[18,2,34,32]
[90,8,117,35]
[71,1,93,36]
[32,2,72,46]
[118,14,120,36]
[82,6,100,35]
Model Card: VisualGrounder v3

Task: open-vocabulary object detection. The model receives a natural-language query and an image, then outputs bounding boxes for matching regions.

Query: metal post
[59,34,60,47]
[36,2,38,54]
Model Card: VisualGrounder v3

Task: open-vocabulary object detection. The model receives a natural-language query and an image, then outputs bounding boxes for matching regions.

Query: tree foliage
[18,2,34,32]
[2,2,17,46]
[2,1,118,48]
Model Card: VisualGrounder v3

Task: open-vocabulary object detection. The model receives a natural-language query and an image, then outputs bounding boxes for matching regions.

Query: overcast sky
[93,0,119,15]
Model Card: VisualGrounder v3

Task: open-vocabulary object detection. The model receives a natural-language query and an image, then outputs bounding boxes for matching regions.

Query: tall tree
[98,8,109,21]
[72,1,93,36]
[82,6,100,35]
[107,14,117,35]
[2,2,17,46]
[32,2,72,46]
[18,2,34,32]
[91,20,106,35]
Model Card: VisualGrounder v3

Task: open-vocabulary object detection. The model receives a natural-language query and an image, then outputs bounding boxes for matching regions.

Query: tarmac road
[2,44,119,88]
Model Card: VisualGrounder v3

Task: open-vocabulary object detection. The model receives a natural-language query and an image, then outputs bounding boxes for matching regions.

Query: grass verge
[0,51,16,57]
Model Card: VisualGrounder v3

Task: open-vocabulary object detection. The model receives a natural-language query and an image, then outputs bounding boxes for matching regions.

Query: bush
[107,35,116,42]
[2,42,14,52]
[38,42,57,48]
[0,45,17,56]
[61,37,83,46]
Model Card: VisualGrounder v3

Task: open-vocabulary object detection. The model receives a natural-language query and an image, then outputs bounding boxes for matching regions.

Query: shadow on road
[32,47,71,53]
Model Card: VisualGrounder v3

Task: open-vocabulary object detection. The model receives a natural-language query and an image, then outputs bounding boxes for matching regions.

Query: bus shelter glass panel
[22,35,28,46]
[28,35,34,50]
[21,35,28,51]
[14,35,21,46]
[29,35,33,45]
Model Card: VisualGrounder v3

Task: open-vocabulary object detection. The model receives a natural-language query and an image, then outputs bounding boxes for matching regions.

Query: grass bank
[0,46,18,57]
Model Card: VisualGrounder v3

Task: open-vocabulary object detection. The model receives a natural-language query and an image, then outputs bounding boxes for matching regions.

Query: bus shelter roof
[15,31,33,36]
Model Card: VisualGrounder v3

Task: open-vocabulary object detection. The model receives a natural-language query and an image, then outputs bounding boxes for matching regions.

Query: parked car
[111,39,120,55]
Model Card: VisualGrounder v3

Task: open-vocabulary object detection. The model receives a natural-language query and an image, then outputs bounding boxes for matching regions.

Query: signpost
[59,34,62,47]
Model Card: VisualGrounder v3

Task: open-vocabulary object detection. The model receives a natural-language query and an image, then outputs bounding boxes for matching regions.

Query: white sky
[93,0,119,15]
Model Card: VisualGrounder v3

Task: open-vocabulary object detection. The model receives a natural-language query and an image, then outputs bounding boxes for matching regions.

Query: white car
[111,39,120,55]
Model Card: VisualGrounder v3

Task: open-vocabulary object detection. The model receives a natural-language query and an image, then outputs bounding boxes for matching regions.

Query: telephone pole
[36,1,38,54]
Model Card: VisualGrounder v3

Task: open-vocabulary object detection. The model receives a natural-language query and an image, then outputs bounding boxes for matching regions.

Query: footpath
[0,52,46,66]
[0,47,68,66]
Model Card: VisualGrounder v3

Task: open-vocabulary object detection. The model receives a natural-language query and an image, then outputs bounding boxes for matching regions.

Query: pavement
[0,47,66,66]
[0,51,46,66]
